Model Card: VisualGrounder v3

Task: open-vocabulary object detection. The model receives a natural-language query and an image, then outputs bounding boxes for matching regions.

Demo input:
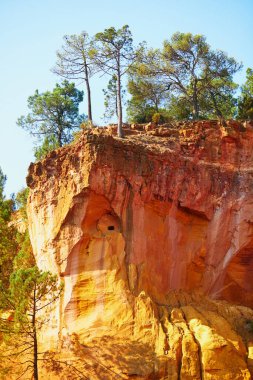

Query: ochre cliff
[27,121,253,379]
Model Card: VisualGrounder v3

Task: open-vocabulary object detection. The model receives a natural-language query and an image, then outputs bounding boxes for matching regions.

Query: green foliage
[14,230,35,271]
[128,76,169,107]
[126,98,151,123]
[158,32,210,118]
[0,174,35,294]
[0,168,6,200]
[0,221,18,290]
[200,50,240,120]
[13,187,35,270]
[95,25,134,65]
[200,90,237,119]
[17,80,86,148]
[8,267,61,323]
[15,187,29,213]
[0,168,19,290]
[0,173,59,379]
[0,167,14,220]
[166,95,192,120]
[127,73,171,123]
[131,32,241,120]
[103,74,126,121]
[238,68,253,119]
[0,175,60,379]
[152,112,161,124]
[34,134,59,161]
[0,266,62,380]
[127,102,171,124]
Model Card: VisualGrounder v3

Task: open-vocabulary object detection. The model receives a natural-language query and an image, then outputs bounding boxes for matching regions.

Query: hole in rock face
[97,214,120,234]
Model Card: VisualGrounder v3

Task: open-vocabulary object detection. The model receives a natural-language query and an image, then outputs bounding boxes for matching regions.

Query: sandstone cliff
[27,121,253,379]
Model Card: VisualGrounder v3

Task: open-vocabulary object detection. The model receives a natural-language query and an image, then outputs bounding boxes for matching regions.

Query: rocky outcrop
[27,121,253,379]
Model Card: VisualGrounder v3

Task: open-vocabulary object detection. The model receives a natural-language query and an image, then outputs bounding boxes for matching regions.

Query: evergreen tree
[94,25,138,137]
[127,75,170,123]
[34,135,59,161]
[17,81,86,148]
[0,267,62,380]
[135,33,241,120]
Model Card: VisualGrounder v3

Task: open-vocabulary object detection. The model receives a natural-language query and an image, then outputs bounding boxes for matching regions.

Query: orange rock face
[27,121,253,379]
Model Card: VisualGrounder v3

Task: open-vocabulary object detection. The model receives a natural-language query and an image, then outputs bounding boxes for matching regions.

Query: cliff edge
[27,121,253,379]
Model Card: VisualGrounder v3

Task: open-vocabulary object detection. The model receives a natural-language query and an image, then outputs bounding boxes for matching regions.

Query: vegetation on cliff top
[93,25,138,137]
[128,32,240,123]
[16,26,253,159]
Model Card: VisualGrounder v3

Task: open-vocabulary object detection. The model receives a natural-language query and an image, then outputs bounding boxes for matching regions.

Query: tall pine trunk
[210,91,226,126]
[117,71,123,138]
[32,288,39,380]
[192,79,199,120]
[33,330,39,380]
[84,64,92,123]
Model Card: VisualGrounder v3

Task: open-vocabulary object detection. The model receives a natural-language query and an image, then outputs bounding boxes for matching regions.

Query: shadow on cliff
[44,334,177,380]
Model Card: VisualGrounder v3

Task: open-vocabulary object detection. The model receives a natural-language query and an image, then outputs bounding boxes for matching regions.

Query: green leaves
[0,168,7,201]
[9,267,61,320]
[0,171,61,378]
[238,68,253,119]
[0,264,63,379]
[94,25,135,75]
[95,25,133,53]
[17,80,86,153]
[128,32,241,121]
[0,168,19,290]
[34,135,59,161]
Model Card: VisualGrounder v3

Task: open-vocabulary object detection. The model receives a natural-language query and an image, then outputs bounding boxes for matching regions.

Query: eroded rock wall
[27,121,253,379]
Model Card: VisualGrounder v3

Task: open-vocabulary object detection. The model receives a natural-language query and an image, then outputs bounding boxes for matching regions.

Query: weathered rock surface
[27,121,253,379]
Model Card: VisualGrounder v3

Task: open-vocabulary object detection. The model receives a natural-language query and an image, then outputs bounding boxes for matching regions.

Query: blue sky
[1,0,253,196]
